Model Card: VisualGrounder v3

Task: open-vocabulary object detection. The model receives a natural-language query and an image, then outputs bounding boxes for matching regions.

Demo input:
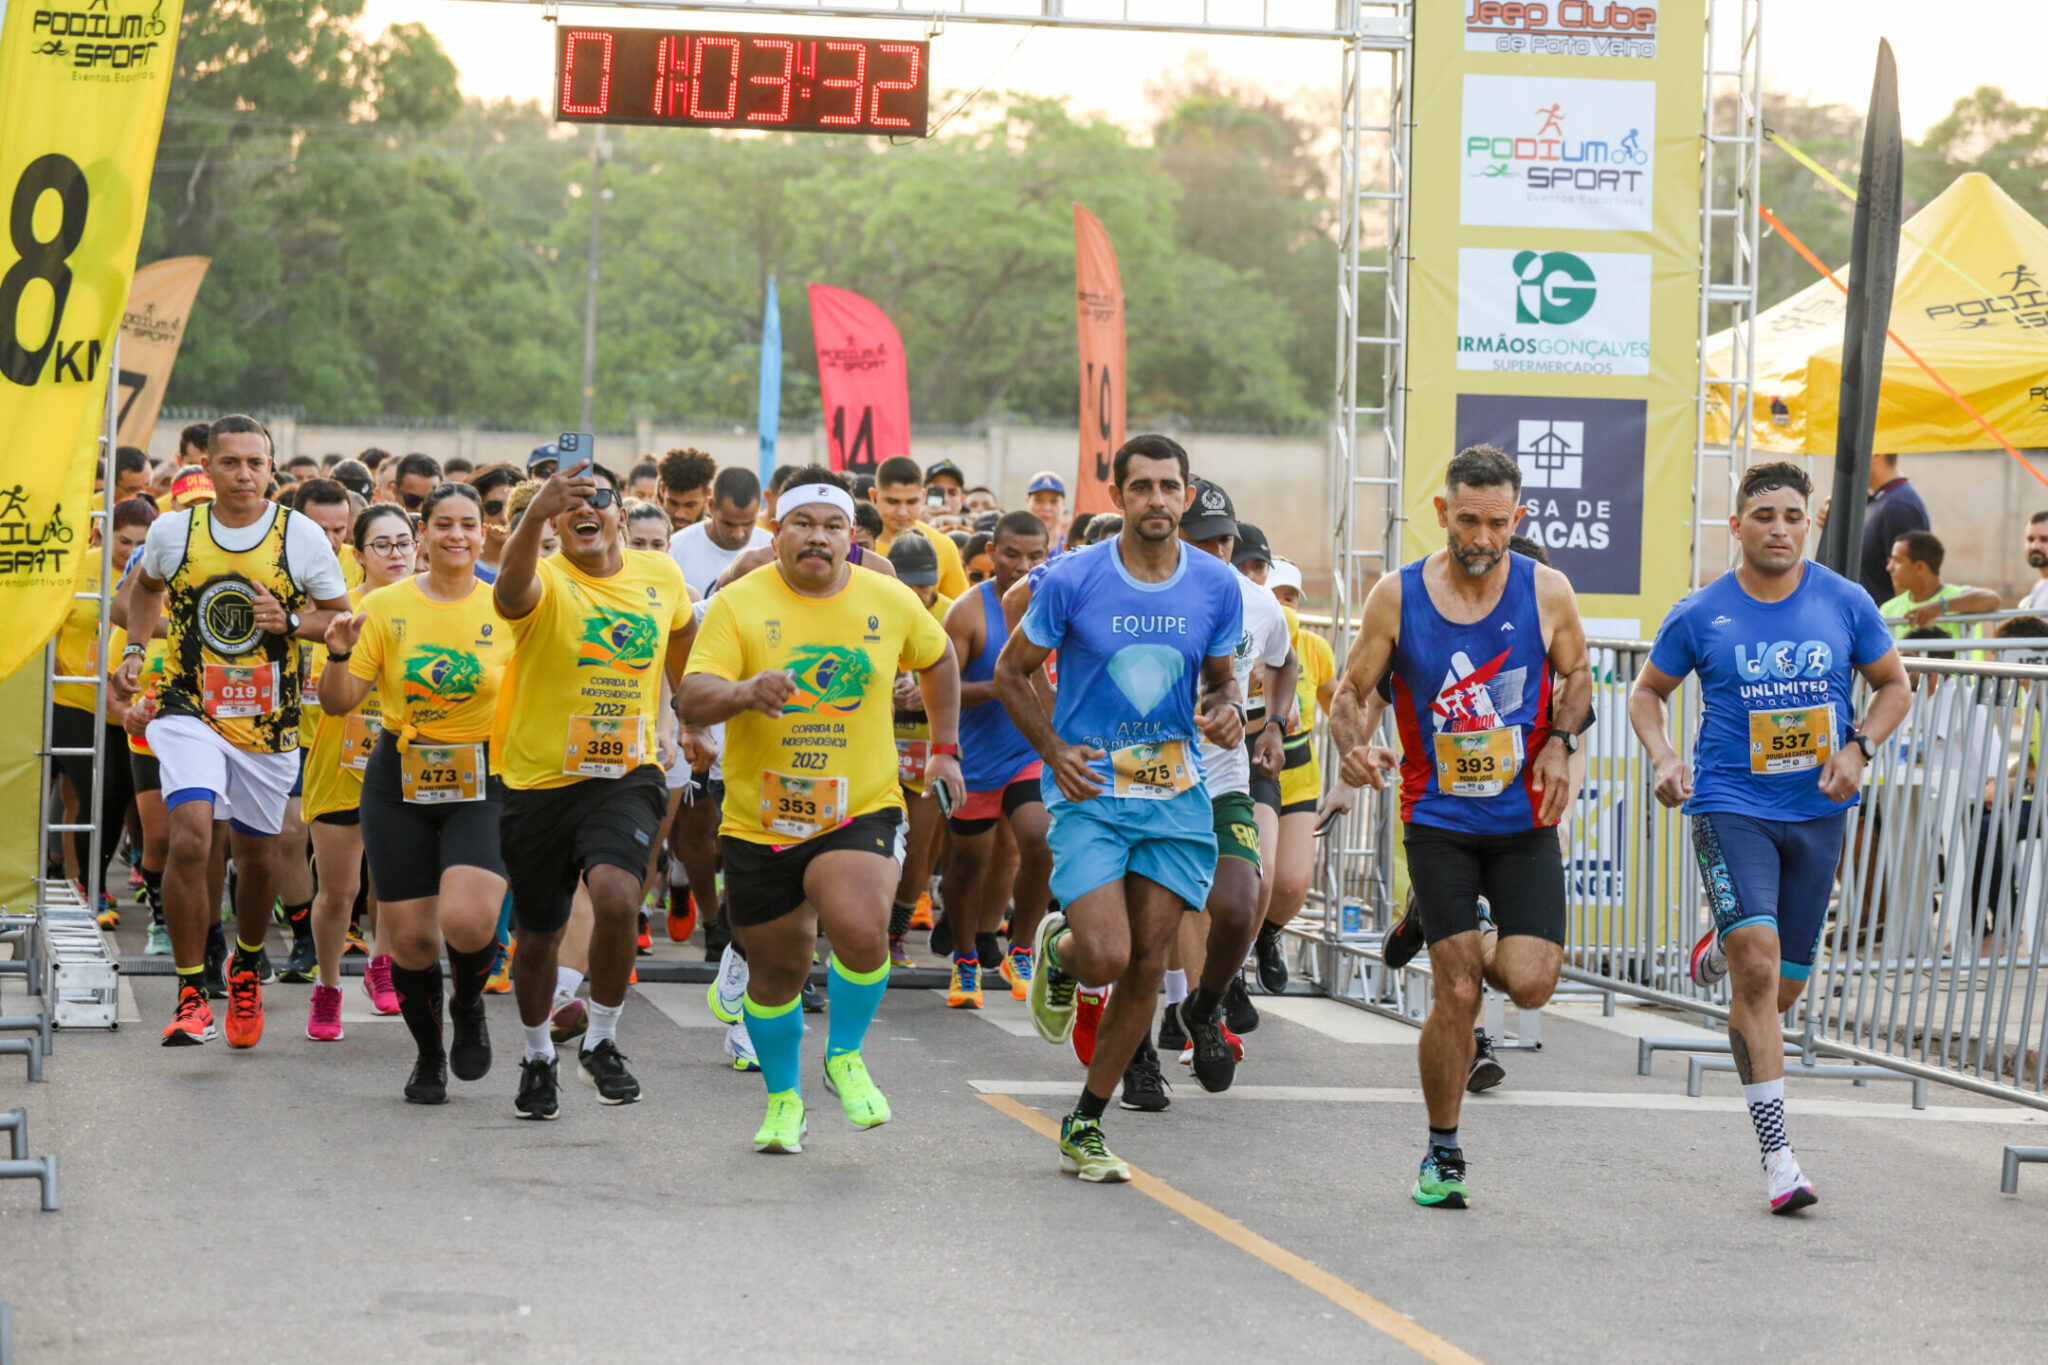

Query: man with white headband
[682,465,966,1155]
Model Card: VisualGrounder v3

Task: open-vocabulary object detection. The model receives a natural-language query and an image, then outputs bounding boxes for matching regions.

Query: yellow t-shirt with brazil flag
[893,590,954,794]
[494,551,689,791]
[690,562,948,846]
[53,555,105,714]
[348,577,508,746]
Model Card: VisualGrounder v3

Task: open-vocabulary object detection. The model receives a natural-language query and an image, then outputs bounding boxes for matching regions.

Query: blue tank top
[959,579,1036,791]
[1390,552,1554,834]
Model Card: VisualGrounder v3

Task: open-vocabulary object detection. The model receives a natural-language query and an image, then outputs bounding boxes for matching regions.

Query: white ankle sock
[523,1024,555,1063]
[556,966,584,997]
[1163,969,1188,1006]
[583,999,623,1053]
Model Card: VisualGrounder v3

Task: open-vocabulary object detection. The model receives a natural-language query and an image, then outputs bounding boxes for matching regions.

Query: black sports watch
[1850,732,1877,761]
[1548,729,1580,755]
[284,610,301,636]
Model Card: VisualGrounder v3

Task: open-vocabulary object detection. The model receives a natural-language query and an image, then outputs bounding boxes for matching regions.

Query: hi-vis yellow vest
[157,507,307,753]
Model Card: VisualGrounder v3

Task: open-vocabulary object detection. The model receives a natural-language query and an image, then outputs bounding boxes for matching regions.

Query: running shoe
[1058,1114,1129,1183]
[909,894,934,931]
[306,983,344,1042]
[1000,945,1032,1001]
[1224,978,1260,1035]
[888,935,915,970]
[1177,1021,1246,1067]
[161,981,216,1047]
[1157,1003,1188,1055]
[252,946,277,986]
[484,938,513,994]
[1383,898,1424,970]
[514,1054,559,1120]
[947,956,983,1009]
[577,1039,641,1104]
[95,897,119,930]
[1413,1147,1469,1209]
[707,942,748,1023]
[550,995,588,1045]
[1467,1028,1506,1093]
[1690,928,1728,989]
[800,981,826,1014]
[667,890,697,945]
[1764,1148,1818,1214]
[278,938,318,984]
[200,956,228,1001]
[1072,990,1104,1064]
[928,914,953,959]
[449,997,491,1082]
[1177,1000,1237,1093]
[362,955,401,1016]
[1119,1036,1171,1112]
[976,932,1002,971]
[405,1054,449,1105]
[636,912,653,957]
[723,1019,760,1072]
[342,924,370,958]
[127,865,144,891]
[1254,926,1289,995]
[823,1050,891,1128]
[224,965,265,1049]
[753,1092,808,1154]
[144,922,171,956]
[1027,911,1078,1044]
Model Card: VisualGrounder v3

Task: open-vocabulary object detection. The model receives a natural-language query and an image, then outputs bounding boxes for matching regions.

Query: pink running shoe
[362,954,402,1016]
[306,983,345,1041]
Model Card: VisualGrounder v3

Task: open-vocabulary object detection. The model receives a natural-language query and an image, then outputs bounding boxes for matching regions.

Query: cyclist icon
[1618,128,1647,164]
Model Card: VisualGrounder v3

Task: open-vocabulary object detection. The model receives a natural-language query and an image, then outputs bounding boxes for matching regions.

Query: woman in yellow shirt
[1252,561,1339,994]
[301,503,416,1040]
[321,485,511,1104]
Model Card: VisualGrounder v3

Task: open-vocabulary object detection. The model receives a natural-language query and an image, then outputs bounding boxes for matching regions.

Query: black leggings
[52,705,136,890]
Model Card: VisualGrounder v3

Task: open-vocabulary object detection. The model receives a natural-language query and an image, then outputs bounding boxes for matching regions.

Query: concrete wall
[151,420,1352,597]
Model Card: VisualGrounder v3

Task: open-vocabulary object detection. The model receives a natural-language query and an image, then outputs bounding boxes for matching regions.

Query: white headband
[778,482,858,524]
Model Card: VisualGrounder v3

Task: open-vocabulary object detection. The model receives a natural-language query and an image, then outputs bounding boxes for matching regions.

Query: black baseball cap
[924,459,965,487]
[1181,478,1237,542]
[887,531,940,586]
[1232,522,1272,569]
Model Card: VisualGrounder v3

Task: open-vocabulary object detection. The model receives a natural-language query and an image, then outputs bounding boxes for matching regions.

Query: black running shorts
[1403,823,1567,946]
[501,764,667,934]
[358,733,506,902]
[130,749,160,794]
[722,810,905,928]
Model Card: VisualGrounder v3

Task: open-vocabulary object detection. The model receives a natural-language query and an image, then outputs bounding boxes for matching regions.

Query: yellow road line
[977,1093,1483,1365]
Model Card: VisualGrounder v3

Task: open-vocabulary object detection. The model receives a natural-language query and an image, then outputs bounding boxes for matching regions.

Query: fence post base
[0,1154,56,1211]
[0,1038,39,1082]
[1688,1054,1927,1108]
[2000,1146,2048,1194]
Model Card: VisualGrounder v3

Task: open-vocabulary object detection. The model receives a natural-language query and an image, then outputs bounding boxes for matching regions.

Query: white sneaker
[708,943,749,1023]
[723,1019,760,1072]
[1764,1147,1817,1214]
[1690,928,1728,989]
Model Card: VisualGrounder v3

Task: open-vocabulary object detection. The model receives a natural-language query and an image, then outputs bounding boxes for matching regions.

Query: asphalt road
[5,925,2048,1364]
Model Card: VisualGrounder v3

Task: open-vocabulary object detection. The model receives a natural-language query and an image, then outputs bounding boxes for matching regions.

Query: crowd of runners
[54,418,1905,1214]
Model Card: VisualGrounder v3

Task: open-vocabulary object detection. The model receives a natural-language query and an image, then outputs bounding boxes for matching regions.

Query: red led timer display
[554,26,930,137]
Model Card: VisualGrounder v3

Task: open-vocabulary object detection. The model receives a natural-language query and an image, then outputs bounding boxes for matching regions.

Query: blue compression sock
[494,890,514,945]
[743,992,804,1096]
[826,955,890,1060]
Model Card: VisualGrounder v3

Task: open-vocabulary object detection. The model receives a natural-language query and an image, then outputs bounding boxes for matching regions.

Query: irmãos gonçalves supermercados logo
[29,1,169,76]
[1457,247,1651,376]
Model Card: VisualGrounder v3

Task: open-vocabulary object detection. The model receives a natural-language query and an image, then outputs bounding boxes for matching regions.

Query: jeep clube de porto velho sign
[553,25,931,137]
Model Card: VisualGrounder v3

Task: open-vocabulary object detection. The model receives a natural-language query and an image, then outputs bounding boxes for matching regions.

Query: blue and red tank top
[1390,552,1554,833]
[959,578,1037,792]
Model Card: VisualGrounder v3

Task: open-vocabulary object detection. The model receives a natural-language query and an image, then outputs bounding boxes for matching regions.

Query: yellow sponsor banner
[116,254,210,449]
[0,0,184,680]
[1402,0,1704,638]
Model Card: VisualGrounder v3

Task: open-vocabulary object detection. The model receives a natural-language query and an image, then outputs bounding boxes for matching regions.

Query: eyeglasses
[367,537,417,556]
[584,488,618,510]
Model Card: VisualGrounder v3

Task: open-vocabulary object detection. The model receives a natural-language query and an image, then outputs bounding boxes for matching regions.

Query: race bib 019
[201,662,279,720]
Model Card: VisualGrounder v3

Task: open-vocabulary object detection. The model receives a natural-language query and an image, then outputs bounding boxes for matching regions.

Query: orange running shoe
[946,956,983,1009]
[909,894,934,931]
[1071,989,1105,1065]
[999,946,1033,1001]
[161,980,216,1047]
[224,965,265,1049]
[667,889,698,944]
[484,937,513,994]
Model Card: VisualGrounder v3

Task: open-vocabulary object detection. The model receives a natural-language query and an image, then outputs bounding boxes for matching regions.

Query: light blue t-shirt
[1021,538,1243,793]
[1648,561,1893,821]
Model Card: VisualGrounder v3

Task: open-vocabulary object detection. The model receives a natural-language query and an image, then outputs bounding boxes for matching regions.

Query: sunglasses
[483,499,507,517]
[401,491,425,510]
[584,487,618,510]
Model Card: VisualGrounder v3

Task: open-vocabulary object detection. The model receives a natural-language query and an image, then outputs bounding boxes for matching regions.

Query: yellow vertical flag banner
[0,0,184,679]
[1401,1,1703,639]
[115,254,209,449]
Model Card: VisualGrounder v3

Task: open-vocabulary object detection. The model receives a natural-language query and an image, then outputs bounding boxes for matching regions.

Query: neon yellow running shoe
[753,1091,807,1154]
[822,1050,892,1128]
[1058,1113,1129,1183]
[1028,912,1077,1044]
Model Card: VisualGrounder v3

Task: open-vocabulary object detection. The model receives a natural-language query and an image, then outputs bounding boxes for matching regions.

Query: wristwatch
[285,610,301,636]
[1549,729,1580,755]
[929,742,961,759]
[1850,732,1877,761]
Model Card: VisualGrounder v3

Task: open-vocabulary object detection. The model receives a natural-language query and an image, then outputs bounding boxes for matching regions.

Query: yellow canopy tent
[1705,173,2048,455]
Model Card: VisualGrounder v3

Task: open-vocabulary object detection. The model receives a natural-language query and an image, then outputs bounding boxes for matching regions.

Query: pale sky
[361,0,2044,137]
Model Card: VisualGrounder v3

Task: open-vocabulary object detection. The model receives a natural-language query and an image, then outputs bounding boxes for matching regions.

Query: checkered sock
[1742,1078,1789,1158]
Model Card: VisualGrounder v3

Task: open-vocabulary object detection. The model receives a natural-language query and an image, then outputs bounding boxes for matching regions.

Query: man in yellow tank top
[493,459,697,1119]
[116,415,354,1052]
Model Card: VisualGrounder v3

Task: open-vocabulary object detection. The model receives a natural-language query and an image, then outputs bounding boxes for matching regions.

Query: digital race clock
[553,26,931,137]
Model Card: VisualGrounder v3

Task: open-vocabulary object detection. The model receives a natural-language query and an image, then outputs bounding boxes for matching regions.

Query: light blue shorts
[1045,786,1217,912]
